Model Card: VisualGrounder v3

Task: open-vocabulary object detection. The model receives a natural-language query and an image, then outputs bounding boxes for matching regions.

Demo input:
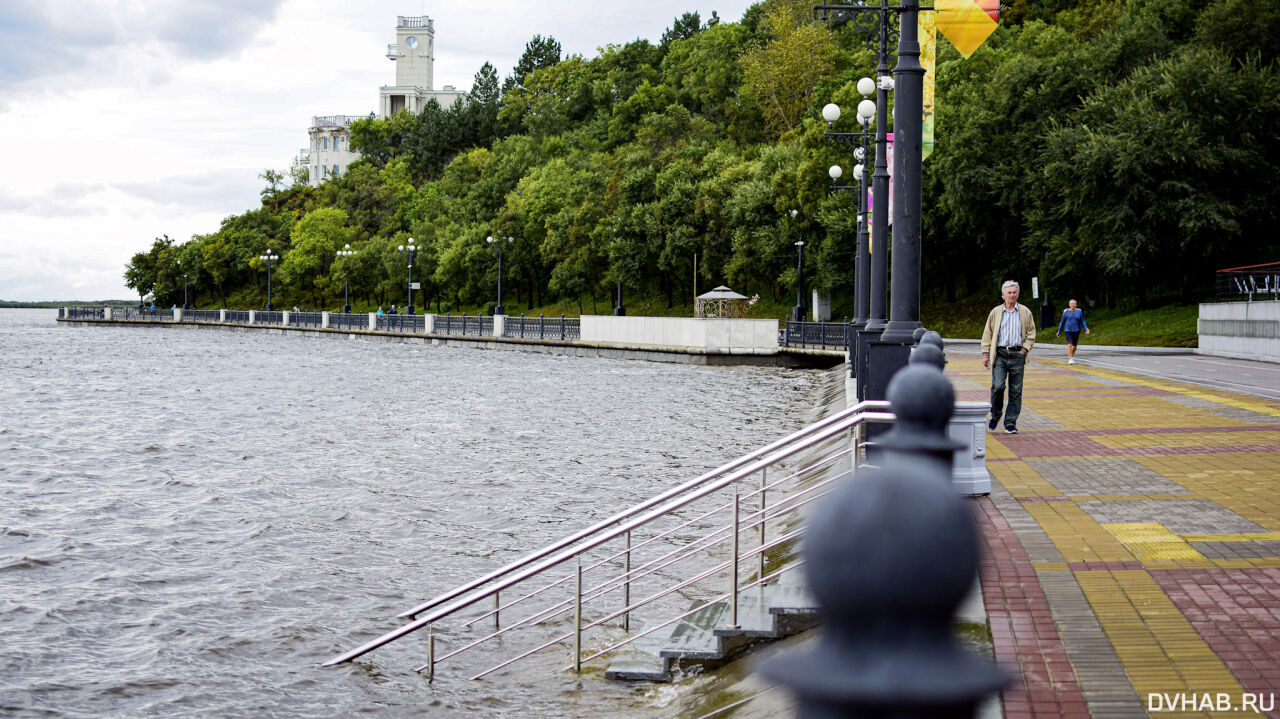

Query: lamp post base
[494,305,504,316]
[343,304,351,314]
[793,306,805,323]
[407,305,415,315]
[614,306,626,316]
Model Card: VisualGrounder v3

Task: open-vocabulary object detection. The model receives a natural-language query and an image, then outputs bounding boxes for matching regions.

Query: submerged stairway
[325,370,891,684]
[604,565,822,681]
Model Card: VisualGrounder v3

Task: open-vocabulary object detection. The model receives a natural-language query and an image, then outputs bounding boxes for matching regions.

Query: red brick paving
[975,496,1090,719]
[1151,568,1280,717]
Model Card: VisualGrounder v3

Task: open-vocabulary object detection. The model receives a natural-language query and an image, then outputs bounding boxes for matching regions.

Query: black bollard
[910,342,946,370]
[872,363,960,474]
[912,326,927,346]
[920,330,944,350]
[758,456,1010,719]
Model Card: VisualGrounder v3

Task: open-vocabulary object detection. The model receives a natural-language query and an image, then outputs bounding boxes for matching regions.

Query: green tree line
[125,0,1279,316]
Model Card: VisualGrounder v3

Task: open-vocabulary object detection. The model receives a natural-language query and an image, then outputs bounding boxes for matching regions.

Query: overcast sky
[0,1,759,301]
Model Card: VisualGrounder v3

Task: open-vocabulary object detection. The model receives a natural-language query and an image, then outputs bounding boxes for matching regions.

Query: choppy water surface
[0,309,820,718]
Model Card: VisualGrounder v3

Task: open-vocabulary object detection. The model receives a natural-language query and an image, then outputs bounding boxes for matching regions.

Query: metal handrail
[324,400,893,674]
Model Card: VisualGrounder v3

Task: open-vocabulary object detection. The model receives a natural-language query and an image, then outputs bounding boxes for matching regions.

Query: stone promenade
[949,356,1280,718]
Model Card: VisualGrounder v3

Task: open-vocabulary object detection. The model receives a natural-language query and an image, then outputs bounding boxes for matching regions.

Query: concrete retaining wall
[1198,301,1280,363]
[579,315,778,354]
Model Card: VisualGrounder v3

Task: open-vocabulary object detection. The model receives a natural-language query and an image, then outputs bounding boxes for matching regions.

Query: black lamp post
[614,279,625,316]
[823,76,877,334]
[398,240,417,315]
[486,235,512,315]
[336,243,356,314]
[817,3,897,340]
[258,250,279,311]
[178,258,189,310]
[790,209,806,323]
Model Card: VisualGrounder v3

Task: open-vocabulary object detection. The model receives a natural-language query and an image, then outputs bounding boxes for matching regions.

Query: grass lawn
[922,299,1199,347]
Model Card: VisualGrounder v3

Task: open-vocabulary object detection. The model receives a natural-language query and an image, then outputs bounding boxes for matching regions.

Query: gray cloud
[0,1,286,93]
[112,167,263,214]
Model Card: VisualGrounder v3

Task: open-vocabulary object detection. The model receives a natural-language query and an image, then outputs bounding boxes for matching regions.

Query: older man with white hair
[980,280,1036,434]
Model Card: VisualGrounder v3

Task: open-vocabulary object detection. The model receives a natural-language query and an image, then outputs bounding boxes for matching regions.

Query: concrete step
[604,568,820,682]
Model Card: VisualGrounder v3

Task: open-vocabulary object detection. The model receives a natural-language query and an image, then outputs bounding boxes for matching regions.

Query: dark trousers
[990,348,1025,429]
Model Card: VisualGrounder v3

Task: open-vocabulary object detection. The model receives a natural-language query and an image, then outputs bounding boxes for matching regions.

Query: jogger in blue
[1056,299,1090,365]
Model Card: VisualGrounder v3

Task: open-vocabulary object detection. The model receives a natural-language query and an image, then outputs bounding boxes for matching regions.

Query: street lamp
[177,258,189,310]
[398,240,417,315]
[823,76,878,337]
[336,243,356,314]
[791,209,806,323]
[258,250,279,311]
[486,235,512,315]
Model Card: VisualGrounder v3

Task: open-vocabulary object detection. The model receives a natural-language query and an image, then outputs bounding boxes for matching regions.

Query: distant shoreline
[1,301,136,308]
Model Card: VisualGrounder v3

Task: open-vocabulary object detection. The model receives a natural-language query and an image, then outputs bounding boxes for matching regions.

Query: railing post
[729,488,741,629]
[519,313,525,338]
[539,313,544,340]
[623,529,632,632]
[493,591,500,631]
[759,468,767,583]
[573,556,583,674]
[425,628,435,683]
[560,314,566,340]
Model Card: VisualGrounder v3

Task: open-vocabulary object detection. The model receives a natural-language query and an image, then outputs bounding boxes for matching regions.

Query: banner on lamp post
[921,13,937,161]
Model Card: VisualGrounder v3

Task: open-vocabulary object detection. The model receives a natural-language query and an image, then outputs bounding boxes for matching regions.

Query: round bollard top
[910,343,946,370]
[878,363,958,453]
[758,457,1010,702]
[912,326,928,345]
[920,330,944,350]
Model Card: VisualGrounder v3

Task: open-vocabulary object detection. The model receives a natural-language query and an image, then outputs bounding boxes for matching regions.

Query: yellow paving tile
[1181,532,1280,542]
[1076,570,1246,717]
[988,460,1060,497]
[1091,431,1280,449]
[1103,523,1207,561]
[1024,501,1135,562]
[983,435,1017,460]
[1033,396,1248,431]
[1064,365,1280,418]
[1135,453,1280,533]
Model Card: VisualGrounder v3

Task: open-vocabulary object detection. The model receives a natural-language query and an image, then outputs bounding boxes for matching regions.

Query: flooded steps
[604,570,820,682]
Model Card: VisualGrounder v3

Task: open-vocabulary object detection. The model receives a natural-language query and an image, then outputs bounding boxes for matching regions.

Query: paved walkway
[948,355,1280,718]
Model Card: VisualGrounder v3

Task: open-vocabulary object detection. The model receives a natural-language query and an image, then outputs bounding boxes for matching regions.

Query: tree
[739,1,837,139]
[277,207,353,306]
[661,12,703,50]
[259,169,285,199]
[503,34,563,93]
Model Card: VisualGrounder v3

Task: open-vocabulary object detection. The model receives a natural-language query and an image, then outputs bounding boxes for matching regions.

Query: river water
[0,309,823,718]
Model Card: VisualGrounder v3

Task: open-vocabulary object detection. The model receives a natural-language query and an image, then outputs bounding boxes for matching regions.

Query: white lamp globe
[857,77,875,97]
[829,165,843,180]
[857,99,876,120]
[853,164,865,181]
[821,103,841,123]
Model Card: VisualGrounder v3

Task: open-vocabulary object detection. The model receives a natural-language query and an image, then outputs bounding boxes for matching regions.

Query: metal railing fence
[256,311,284,325]
[135,309,174,321]
[502,314,580,341]
[1217,262,1280,301]
[780,320,852,350]
[376,314,426,333]
[329,312,367,331]
[185,310,220,322]
[225,310,250,324]
[65,307,105,320]
[292,311,324,328]
[436,313,490,337]
[325,400,894,681]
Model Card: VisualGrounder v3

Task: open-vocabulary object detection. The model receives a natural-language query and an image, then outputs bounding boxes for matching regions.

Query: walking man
[1056,299,1090,364]
[980,280,1036,434]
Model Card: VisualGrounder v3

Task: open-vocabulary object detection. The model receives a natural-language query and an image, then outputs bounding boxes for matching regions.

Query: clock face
[405,36,419,49]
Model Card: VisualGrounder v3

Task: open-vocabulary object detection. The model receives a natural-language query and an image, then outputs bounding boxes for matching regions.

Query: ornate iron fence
[256,311,284,325]
[66,307,105,319]
[502,314,580,341]
[376,314,427,333]
[225,310,250,324]
[292,311,324,328]
[185,310,220,322]
[780,321,852,350]
[436,313,492,337]
[329,312,367,331]
[1217,262,1280,301]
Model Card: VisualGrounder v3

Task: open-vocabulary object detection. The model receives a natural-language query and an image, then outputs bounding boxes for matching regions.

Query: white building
[305,15,467,187]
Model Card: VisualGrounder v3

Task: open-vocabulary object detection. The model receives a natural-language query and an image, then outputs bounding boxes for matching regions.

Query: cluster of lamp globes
[824,75,894,185]
[258,251,279,264]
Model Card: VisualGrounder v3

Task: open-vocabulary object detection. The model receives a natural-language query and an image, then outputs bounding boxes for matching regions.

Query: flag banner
[935,0,999,58]
[921,12,937,160]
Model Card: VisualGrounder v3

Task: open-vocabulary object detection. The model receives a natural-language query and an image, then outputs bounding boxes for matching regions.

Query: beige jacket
[980,303,1036,355]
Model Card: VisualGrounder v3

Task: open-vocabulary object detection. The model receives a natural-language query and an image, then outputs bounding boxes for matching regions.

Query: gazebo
[695,286,749,318]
